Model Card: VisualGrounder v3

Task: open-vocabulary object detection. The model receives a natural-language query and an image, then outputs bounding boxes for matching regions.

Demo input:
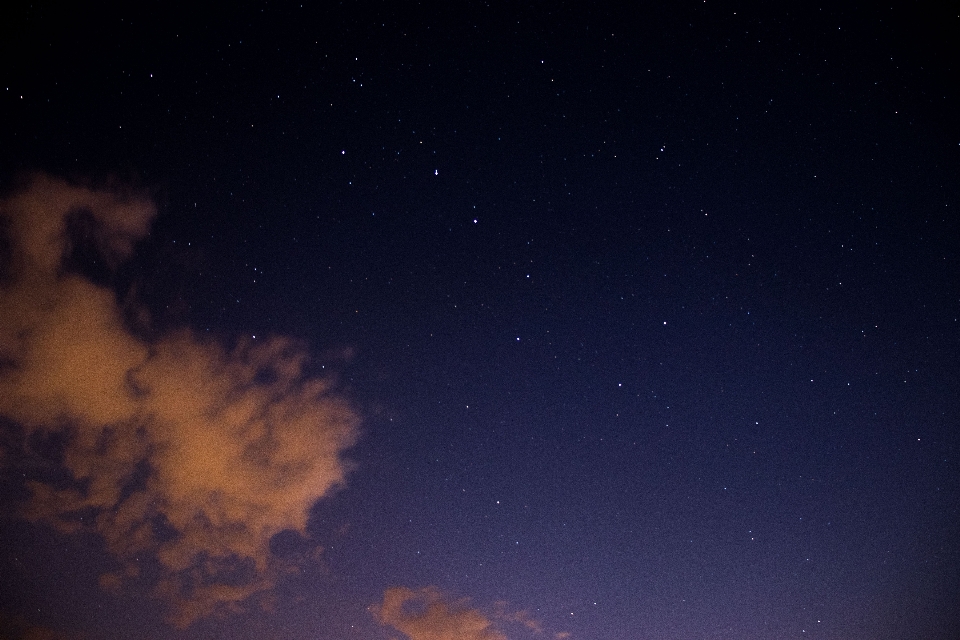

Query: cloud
[373,587,507,640]
[373,587,569,640]
[493,603,544,634]
[0,611,88,640]
[0,174,359,628]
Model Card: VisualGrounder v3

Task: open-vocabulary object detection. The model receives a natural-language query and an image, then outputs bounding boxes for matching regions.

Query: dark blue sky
[1,2,958,639]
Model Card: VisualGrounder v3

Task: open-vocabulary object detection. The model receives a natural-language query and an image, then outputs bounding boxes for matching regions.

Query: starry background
[1,2,958,639]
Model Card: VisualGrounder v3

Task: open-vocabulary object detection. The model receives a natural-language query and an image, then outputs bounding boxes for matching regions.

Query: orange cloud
[0,174,359,627]
[373,587,507,640]
[0,611,88,640]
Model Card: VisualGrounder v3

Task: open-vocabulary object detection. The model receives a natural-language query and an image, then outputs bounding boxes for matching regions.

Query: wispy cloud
[0,174,359,627]
[373,586,567,640]
[373,586,507,640]
[0,611,88,639]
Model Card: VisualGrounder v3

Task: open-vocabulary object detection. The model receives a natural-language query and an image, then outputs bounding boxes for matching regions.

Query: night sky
[1,2,958,639]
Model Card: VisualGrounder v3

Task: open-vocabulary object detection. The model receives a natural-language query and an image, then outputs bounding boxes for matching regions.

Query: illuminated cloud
[0,611,87,640]
[493,603,544,635]
[0,174,359,628]
[373,587,570,640]
[373,587,507,640]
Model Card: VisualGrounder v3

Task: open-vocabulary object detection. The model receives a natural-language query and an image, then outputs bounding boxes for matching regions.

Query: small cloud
[493,602,544,634]
[0,611,87,640]
[373,586,507,640]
